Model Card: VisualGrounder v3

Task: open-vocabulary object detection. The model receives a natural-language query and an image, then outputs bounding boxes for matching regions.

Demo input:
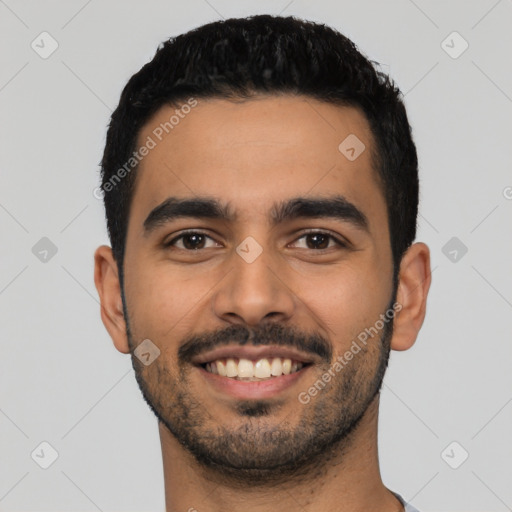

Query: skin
[94,95,431,512]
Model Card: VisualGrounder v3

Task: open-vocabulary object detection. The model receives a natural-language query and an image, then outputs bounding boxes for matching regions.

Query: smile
[202,357,308,381]
[192,344,317,399]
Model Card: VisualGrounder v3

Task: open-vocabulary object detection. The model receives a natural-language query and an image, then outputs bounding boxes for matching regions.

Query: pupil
[308,234,328,249]
[184,234,204,250]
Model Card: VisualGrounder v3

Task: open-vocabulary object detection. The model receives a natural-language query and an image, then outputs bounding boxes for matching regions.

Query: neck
[159,396,402,512]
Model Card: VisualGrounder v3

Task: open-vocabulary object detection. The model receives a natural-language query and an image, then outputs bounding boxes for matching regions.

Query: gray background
[1,0,511,510]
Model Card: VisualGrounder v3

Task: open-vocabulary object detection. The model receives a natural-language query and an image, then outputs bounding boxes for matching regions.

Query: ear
[391,242,431,351]
[94,245,130,354]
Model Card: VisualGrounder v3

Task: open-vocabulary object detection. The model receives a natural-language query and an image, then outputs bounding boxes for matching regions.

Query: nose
[211,243,296,327]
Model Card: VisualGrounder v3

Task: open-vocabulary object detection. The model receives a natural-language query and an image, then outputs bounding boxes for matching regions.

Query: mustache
[178,322,332,364]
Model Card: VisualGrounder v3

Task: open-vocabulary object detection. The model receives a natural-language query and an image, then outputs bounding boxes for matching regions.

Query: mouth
[191,345,318,400]
[200,357,311,381]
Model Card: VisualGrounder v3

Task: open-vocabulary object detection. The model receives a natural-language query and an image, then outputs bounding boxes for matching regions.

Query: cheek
[293,260,391,343]
[125,261,213,339]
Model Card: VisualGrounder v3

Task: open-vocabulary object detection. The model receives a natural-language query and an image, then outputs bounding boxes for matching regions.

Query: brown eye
[305,233,330,249]
[165,231,218,250]
[180,233,206,250]
[291,231,346,250]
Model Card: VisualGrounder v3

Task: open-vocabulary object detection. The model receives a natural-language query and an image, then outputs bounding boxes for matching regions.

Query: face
[119,95,397,482]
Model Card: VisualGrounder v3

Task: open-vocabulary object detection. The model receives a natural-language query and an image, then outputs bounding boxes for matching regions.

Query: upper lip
[191,345,321,365]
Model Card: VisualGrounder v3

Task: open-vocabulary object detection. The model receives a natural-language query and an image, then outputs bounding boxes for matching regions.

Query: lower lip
[196,365,311,400]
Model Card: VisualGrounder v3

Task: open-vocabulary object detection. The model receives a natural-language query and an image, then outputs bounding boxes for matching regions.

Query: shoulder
[392,491,421,512]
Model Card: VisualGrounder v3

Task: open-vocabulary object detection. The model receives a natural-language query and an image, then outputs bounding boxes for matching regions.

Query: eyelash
[164,229,348,251]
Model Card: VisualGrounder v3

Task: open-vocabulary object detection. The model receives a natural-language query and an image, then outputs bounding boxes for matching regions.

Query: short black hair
[100,14,419,284]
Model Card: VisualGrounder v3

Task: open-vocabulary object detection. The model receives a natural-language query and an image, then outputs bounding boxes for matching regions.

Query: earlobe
[93,245,131,354]
[391,242,431,351]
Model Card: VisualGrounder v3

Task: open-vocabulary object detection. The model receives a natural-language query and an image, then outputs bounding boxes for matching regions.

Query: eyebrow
[143,195,369,235]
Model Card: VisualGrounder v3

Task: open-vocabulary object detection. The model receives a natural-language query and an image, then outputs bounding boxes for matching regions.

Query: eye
[290,231,347,250]
[163,230,347,252]
[164,231,220,251]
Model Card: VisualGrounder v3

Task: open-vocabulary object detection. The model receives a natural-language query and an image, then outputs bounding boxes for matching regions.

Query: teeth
[254,359,271,378]
[270,358,282,376]
[226,358,238,377]
[204,357,304,379]
[238,358,254,378]
[217,360,227,377]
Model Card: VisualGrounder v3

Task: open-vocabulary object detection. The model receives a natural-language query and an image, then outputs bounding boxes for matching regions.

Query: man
[94,14,431,512]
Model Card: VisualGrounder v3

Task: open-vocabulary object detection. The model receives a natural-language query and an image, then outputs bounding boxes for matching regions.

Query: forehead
[129,95,385,230]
